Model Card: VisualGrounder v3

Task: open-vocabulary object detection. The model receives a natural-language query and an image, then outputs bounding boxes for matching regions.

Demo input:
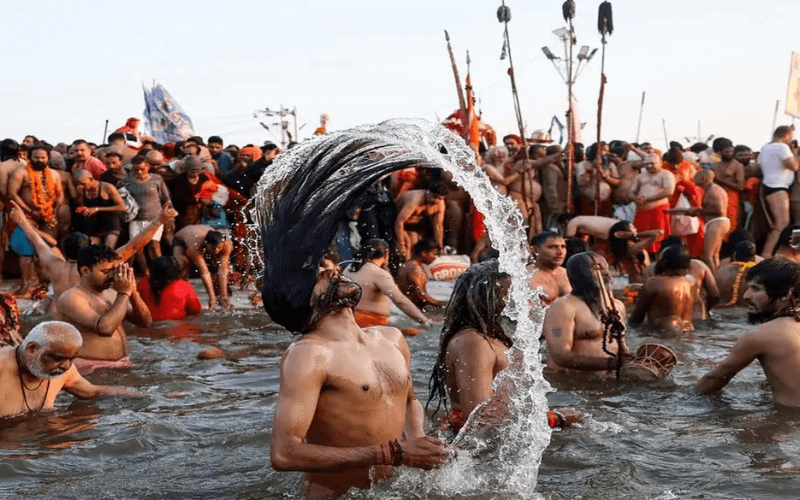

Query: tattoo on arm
[552,328,562,338]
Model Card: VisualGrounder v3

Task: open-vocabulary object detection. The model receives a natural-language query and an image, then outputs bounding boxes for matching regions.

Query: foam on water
[250,118,553,498]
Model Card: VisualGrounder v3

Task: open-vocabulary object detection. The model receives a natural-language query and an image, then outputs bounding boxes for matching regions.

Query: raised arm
[431,200,445,249]
[116,202,177,262]
[8,201,65,276]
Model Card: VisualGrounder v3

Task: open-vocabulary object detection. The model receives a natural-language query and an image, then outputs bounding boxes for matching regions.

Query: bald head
[644,153,662,173]
[145,150,164,165]
[694,169,714,187]
[73,168,93,183]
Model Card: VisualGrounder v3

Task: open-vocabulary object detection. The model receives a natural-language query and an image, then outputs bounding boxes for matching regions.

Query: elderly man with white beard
[0,321,139,418]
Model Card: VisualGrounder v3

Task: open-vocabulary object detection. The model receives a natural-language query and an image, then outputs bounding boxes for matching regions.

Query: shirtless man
[172,224,233,311]
[343,239,433,331]
[394,183,447,260]
[576,142,620,216]
[269,259,448,497]
[0,321,137,418]
[10,202,177,314]
[543,252,633,376]
[0,139,25,197]
[612,142,646,221]
[698,258,800,408]
[677,169,729,269]
[506,145,562,237]
[56,246,152,372]
[561,214,620,241]
[630,154,676,254]
[528,231,570,306]
[629,245,695,333]
[714,241,757,307]
[8,145,64,296]
[395,239,446,310]
[711,140,745,231]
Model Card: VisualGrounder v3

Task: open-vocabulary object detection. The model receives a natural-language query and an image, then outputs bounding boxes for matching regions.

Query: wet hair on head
[565,251,605,313]
[732,241,756,262]
[349,238,389,271]
[62,232,90,261]
[564,239,589,266]
[149,256,181,305]
[412,238,439,257]
[746,258,800,302]
[654,245,691,276]
[776,224,800,249]
[204,230,226,247]
[1,139,20,162]
[658,235,686,254]
[607,220,634,262]
[426,180,449,197]
[77,244,119,273]
[530,230,561,248]
[427,259,511,416]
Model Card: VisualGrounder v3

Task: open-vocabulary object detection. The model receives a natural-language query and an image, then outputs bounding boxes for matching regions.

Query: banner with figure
[786,52,800,119]
[142,83,195,143]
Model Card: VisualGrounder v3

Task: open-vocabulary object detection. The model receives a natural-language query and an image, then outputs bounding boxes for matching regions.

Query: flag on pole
[465,74,481,150]
[785,52,800,119]
[142,82,195,143]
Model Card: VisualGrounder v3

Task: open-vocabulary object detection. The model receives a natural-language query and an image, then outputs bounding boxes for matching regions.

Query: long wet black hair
[427,259,512,417]
[566,251,604,315]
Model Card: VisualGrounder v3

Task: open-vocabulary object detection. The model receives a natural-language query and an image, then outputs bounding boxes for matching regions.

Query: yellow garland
[26,163,59,227]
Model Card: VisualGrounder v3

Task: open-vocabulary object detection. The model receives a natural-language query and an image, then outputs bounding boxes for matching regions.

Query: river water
[0,284,798,499]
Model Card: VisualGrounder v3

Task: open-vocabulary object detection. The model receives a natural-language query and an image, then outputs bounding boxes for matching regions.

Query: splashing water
[249,118,553,499]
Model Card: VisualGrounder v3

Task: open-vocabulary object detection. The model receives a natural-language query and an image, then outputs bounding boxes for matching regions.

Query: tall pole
[594,1,613,216]
[499,4,528,156]
[662,119,669,150]
[102,119,109,145]
[635,91,645,144]
[445,30,469,136]
[293,107,299,143]
[772,99,780,134]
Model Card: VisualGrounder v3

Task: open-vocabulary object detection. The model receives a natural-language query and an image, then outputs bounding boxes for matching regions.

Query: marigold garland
[26,163,59,227]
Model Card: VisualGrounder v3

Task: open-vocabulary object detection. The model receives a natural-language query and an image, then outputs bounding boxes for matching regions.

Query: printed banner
[786,52,800,119]
[142,83,195,143]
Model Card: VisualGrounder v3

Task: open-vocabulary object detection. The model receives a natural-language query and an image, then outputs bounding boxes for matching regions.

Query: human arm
[62,365,142,399]
[125,272,152,328]
[186,247,217,310]
[431,200,445,249]
[7,169,33,214]
[374,268,431,325]
[394,195,416,256]
[629,230,664,255]
[56,267,136,338]
[699,261,721,311]
[8,201,65,276]
[781,143,799,172]
[182,281,202,316]
[116,202,178,262]
[697,331,762,394]
[84,184,125,216]
[628,282,654,325]
[403,265,445,307]
[543,299,616,371]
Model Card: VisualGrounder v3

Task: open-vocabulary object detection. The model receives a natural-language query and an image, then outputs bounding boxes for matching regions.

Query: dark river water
[1,284,798,499]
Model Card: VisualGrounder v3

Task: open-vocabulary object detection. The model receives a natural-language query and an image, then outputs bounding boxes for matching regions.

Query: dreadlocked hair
[427,259,512,419]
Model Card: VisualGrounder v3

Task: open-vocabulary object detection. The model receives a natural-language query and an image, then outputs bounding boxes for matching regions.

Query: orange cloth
[239,146,262,162]
[196,180,218,200]
[633,203,670,253]
[724,188,740,233]
[26,163,61,227]
[353,309,389,328]
[471,209,485,242]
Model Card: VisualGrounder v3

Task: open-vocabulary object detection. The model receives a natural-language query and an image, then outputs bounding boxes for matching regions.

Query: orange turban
[197,180,219,200]
[239,146,262,161]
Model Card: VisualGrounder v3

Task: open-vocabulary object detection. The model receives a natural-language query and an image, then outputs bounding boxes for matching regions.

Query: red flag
[465,74,480,149]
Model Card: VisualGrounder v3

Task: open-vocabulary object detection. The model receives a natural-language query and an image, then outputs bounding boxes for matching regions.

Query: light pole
[541,27,596,212]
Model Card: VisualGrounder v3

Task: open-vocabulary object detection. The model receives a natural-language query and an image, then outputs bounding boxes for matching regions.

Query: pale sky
[2,0,798,150]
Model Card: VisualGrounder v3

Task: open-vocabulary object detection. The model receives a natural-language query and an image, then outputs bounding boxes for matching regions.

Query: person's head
[428,259,512,414]
[412,238,439,265]
[585,142,609,163]
[307,257,363,329]
[73,168,97,191]
[654,244,691,276]
[29,145,50,171]
[732,241,756,263]
[607,220,636,261]
[503,134,522,154]
[18,144,29,162]
[565,252,612,314]
[183,155,205,182]
[564,238,590,266]
[107,132,125,146]
[643,153,662,174]
[529,144,546,159]
[658,235,686,254]
[733,145,752,165]
[530,231,566,269]
[77,244,120,290]
[350,238,390,271]
[487,146,509,165]
[203,230,227,256]
[18,322,83,380]
[425,181,448,204]
[22,135,38,148]
[130,155,149,180]
[48,150,66,171]
[207,136,224,157]
[145,150,165,169]
[72,140,91,161]
[773,125,794,144]
[148,256,182,305]
[1,138,20,162]
[225,145,239,159]
[62,232,90,261]
[556,212,577,233]
[690,142,709,154]
[262,142,281,162]
[712,138,734,160]
[103,151,123,171]
[694,168,715,189]
[744,258,800,323]
[238,146,260,164]
[775,224,800,255]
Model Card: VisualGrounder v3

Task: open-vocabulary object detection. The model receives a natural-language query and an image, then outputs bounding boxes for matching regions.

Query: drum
[619,344,678,382]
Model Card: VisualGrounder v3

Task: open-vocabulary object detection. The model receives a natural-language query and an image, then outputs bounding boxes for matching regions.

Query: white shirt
[760,141,795,189]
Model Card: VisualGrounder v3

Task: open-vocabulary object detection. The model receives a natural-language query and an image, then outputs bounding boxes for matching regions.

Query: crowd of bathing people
[2,121,800,498]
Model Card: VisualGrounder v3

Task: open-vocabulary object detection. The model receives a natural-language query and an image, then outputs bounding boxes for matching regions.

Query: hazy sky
[2,0,798,149]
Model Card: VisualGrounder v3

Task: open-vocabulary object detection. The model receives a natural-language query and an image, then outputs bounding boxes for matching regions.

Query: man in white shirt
[759,126,800,257]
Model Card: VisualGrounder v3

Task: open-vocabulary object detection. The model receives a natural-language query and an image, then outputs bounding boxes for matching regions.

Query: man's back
[343,263,392,315]
[631,275,694,333]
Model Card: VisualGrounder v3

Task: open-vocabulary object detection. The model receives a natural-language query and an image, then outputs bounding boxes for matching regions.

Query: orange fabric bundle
[196,180,218,200]
[239,146,262,161]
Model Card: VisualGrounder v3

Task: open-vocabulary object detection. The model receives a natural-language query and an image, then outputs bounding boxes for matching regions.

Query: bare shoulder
[282,336,334,368]
[369,325,405,346]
